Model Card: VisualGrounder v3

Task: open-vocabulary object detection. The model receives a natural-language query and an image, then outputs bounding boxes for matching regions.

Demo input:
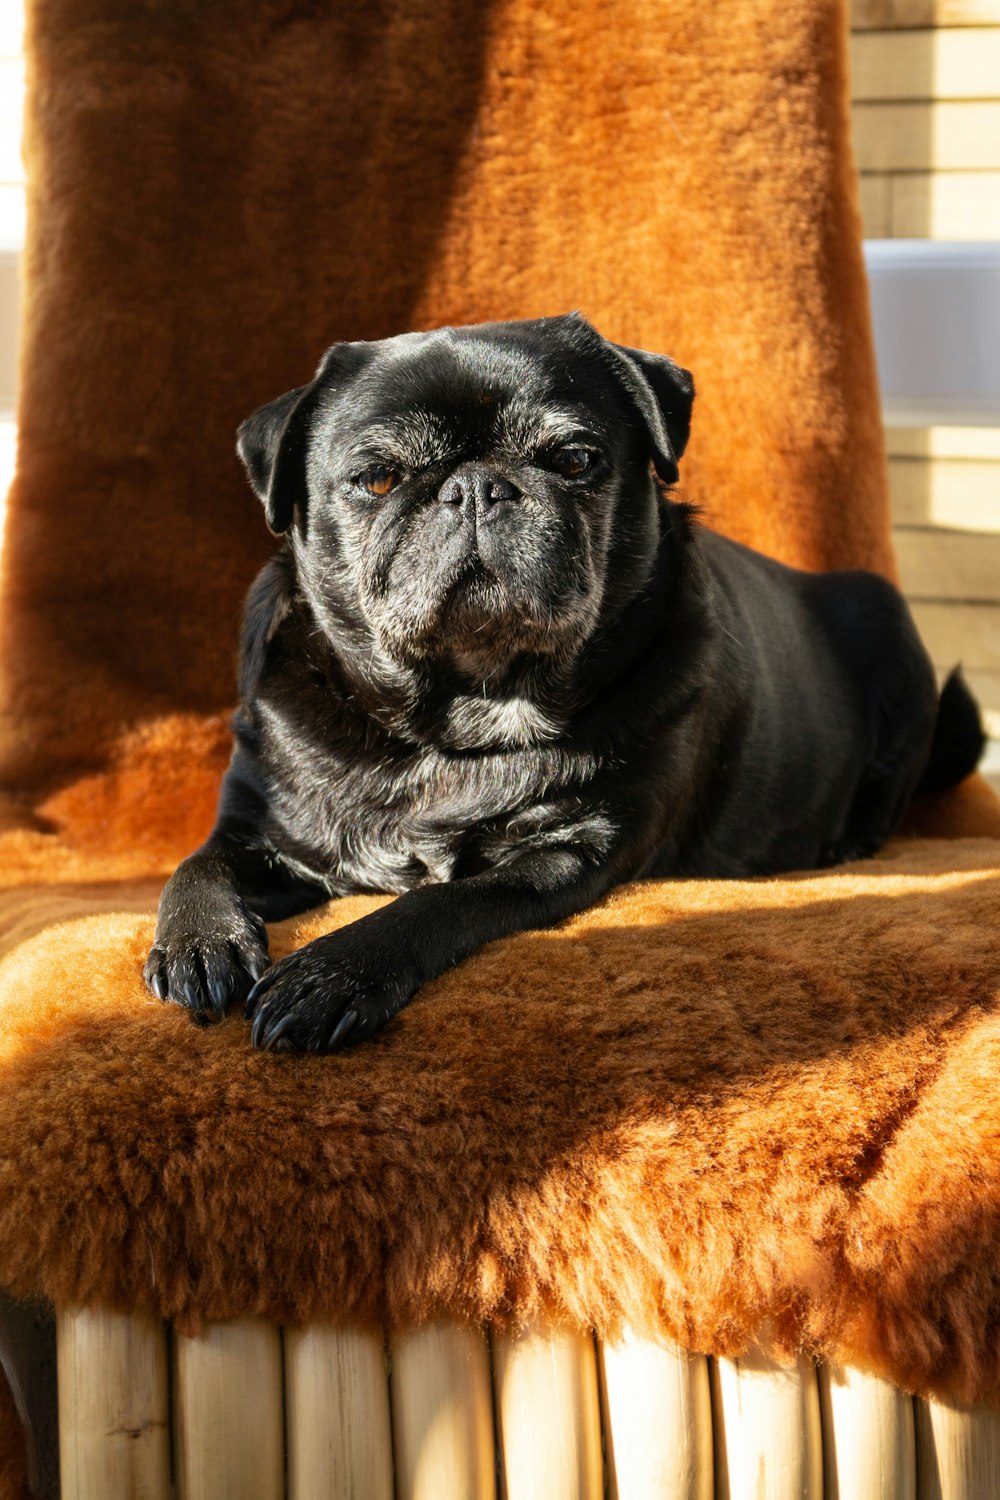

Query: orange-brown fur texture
[2,0,1000,1446]
[2,0,997,852]
[1,840,1000,1404]
[1,0,896,829]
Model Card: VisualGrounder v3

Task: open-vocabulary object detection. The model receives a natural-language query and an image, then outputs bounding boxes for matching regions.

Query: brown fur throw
[2,0,1000,1456]
[2,0,996,849]
[0,0,901,838]
[2,839,1000,1405]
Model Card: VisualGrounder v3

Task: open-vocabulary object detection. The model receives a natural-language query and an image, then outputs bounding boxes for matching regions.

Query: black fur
[145,314,981,1052]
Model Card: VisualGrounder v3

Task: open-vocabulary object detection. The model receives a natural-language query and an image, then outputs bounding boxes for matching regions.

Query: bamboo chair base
[53,1307,1000,1500]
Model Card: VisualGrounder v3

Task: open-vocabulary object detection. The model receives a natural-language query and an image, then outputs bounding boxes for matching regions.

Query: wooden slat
[887,428,1000,460]
[0,140,21,192]
[285,1323,393,1500]
[493,1324,603,1500]
[889,457,1000,531]
[0,186,24,252]
[819,1364,917,1500]
[888,172,1000,239]
[852,0,1000,29]
[853,102,1000,171]
[894,526,1000,599]
[712,1347,823,1500]
[390,1322,495,1500]
[915,1395,1000,1499]
[910,600,1000,669]
[852,0,891,21]
[860,174,893,237]
[173,1318,283,1500]
[851,28,1000,100]
[57,1306,171,1500]
[598,1329,713,1500]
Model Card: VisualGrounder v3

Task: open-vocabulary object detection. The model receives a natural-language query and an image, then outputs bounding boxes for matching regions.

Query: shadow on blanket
[0,839,998,1405]
[3,1,1000,1478]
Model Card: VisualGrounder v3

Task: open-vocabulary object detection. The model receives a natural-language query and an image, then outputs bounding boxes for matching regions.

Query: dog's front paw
[144,909,269,1024]
[244,930,412,1053]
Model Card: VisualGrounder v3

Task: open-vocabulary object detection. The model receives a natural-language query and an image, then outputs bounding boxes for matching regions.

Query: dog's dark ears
[237,383,313,533]
[237,343,368,534]
[559,314,693,485]
[604,341,694,486]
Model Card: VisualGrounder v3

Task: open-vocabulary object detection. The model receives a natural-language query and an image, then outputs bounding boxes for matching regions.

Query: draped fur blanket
[1,7,1000,1490]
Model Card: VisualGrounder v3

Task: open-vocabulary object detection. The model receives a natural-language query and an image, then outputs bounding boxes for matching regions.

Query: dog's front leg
[245,830,638,1053]
[145,834,328,1022]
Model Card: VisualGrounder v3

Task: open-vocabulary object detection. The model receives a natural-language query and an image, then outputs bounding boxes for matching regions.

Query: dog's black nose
[439,467,520,510]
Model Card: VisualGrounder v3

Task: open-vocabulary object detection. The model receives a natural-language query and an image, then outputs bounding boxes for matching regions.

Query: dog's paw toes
[143,947,169,1001]
[199,943,245,1015]
[252,992,394,1053]
[144,932,270,1022]
[328,1006,360,1048]
[228,936,268,985]
[245,945,403,1054]
[246,975,321,1050]
[248,995,366,1053]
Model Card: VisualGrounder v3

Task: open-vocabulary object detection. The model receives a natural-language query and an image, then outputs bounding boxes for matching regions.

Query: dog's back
[670,532,956,873]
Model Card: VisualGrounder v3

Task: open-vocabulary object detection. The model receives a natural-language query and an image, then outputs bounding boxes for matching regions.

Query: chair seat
[2,839,1000,1405]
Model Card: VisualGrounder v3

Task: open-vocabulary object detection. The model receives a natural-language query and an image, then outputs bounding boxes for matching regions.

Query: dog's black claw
[249,1002,274,1050]
[178,979,202,1013]
[246,951,269,983]
[207,977,230,1014]
[258,1011,298,1051]
[245,970,276,1015]
[329,1007,359,1048]
[149,970,168,1001]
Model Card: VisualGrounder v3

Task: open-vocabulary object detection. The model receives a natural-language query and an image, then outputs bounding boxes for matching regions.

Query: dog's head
[237,314,693,676]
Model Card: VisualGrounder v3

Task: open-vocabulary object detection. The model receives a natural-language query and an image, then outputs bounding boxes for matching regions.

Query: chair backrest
[0,0,891,841]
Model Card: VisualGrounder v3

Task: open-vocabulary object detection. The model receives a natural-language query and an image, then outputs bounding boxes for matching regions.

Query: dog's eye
[358,466,400,496]
[550,447,597,478]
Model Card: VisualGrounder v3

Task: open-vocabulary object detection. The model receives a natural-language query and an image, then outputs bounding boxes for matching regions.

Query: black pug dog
[145,313,983,1052]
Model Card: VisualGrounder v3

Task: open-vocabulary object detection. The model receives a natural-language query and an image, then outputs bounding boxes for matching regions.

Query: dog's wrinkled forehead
[316,322,622,466]
[238,314,694,533]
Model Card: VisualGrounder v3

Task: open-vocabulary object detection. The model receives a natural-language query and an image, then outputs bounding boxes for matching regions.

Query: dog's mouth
[369,557,560,668]
[442,556,500,612]
[362,527,602,671]
[444,554,558,624]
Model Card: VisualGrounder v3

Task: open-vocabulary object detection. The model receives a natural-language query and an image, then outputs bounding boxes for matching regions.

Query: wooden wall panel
[849,3,1000,741]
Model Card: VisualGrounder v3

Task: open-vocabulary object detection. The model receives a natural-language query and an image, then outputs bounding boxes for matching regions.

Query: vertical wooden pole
[57,1306,171,1500]
[173,1317,283,1500]
[598,1328,713,1500]
[915,1394,1000,1500]
[820,1363,916,1500]
[493,1322,603,1500]
[390,1321,496,1500]
[712,1345,823,1500]
[284,1322,393,1500]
